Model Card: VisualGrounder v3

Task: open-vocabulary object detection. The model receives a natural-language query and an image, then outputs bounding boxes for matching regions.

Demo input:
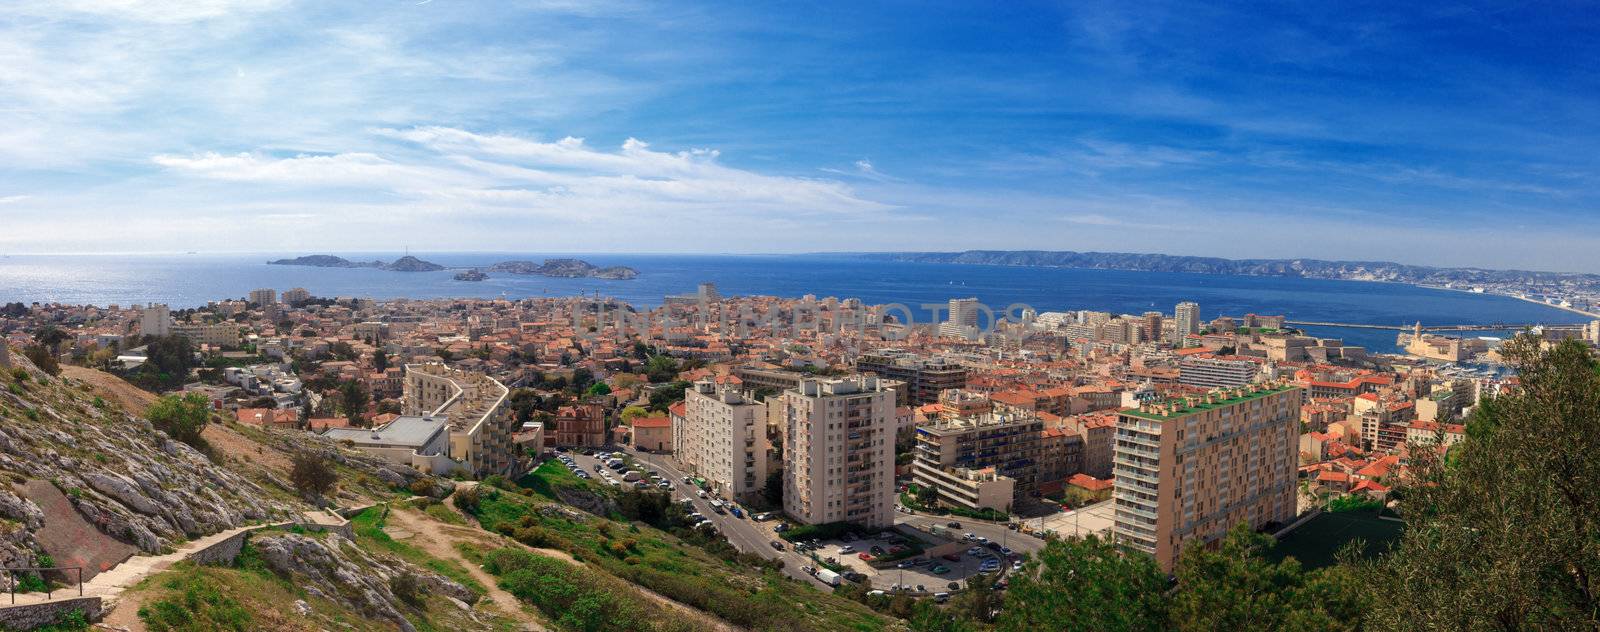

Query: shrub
[390,570,425,607]
[137,570,252,631]
[408,479,435,498]
[21,345,58,376]
[453,485,482,515]
[145,392,213,448]
[289,451,337,498]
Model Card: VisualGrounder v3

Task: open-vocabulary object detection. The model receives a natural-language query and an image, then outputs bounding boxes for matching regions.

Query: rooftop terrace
[1120,382,1300,422]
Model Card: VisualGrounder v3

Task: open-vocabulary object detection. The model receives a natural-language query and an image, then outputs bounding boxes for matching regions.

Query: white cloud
[0,195,29,205]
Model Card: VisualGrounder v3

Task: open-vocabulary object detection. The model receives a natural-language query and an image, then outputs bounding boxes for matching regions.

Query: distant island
[863,250,1600,290]
[267,255,445,272]
[454,268,488,282]
[489,258,638,280]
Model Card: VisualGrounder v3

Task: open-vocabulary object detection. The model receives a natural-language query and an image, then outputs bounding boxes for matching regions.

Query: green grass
[517,459,600,501]
[1270,509,1404,569]
[477,485,896,632]
[350,506,486,596]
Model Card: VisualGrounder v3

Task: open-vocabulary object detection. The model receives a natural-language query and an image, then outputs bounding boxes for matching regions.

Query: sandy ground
[62,366,157,412]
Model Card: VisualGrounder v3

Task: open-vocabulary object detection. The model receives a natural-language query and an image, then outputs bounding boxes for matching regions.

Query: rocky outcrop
[0,357,300,570]
[253,532,477,632]
[551,486,618,518]
[489,258,638,280]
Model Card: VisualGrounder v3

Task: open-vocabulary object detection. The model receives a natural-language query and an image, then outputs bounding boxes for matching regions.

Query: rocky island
[267,254,445,272]
[488,258,638,280]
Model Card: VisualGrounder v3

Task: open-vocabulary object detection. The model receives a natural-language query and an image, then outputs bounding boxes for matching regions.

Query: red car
[858,552,875,561]
[942,553,962,562]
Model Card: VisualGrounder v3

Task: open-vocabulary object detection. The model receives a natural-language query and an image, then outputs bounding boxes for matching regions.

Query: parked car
[946,521,962,528]
[1000,546,1013,556]
[842,571,867,583]
[770,540,785,551]
[942,553,961,562]
[933,592,950,603]
[967,547,983,556]
[931,565,951,575]
[838,545,855,554]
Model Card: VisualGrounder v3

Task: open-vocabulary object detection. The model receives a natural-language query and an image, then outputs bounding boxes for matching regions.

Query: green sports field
[1270,510,1404,569]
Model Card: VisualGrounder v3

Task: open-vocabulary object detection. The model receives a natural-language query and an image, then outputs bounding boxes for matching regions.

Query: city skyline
[3,2,1599,270]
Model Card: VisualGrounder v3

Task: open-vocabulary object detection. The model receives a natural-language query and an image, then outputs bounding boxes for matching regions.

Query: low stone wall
[0,597,101,631]
[188,530,251,567]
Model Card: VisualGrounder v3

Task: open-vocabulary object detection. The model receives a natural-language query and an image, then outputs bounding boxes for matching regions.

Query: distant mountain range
[863,250,1600,289]
[267,254,444,272]
[489,258,638,280]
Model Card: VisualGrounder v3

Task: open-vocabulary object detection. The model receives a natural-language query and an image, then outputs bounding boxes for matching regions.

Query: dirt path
[390,505,737,632]
[385,508,551,631]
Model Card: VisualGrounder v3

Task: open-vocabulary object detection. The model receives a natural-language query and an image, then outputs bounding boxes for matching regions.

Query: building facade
[680,380,770,502]
[1113,383,1303,571]
[402,363,520,479]
[1178,356,1259,389]
[856,350,967,405]
[781,375,896,528]
[913,410,1043,511]
[1174,301,1200,346]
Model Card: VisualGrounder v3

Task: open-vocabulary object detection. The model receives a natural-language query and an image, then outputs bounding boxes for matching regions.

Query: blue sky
[2,1,1598,271]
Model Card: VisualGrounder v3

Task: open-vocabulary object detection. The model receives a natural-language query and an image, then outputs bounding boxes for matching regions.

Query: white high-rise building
[939,297,981,340]
[782,375,896,528]
[1174,301,1201,346]
[680,380,769,502]
[139,304,171,337]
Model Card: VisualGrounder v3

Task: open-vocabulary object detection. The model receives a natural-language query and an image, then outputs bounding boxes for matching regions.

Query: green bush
[778,521,868,542]
[137,570,252,631]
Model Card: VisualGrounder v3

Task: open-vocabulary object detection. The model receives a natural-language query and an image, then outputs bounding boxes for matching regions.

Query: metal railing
[5,566,83,604]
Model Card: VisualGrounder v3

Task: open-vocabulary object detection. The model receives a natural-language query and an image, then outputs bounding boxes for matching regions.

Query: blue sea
[0,252,1589,353]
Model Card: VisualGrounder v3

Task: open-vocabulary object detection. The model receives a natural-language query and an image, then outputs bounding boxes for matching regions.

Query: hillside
[0,358,552,631]
[866,249,1600,289]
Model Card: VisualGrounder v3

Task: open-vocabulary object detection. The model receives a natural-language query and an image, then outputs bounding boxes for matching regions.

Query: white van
[622,471,642,482]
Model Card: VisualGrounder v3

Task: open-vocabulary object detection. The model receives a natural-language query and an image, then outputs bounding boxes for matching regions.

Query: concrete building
[1113,383,1303,571]
[913,410,1043,511]
[939,297,981,340]
[680,380,770,502]
[170,322,240,348]
[249,288,277,307]
[324,415,453,474]
[856,350,967,405]
[139,304,171,337]
[1178,356,1258,389]
[281,287,311,306]
[782,374,896,528]
[402,363,519,479]
[1174,302,1200,346]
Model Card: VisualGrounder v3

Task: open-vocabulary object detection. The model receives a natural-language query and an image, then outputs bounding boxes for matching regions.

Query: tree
[585,381,611,396]
[290,451,337,499]
[647,380,692,411]
[644,354,679,383]
[620,405,650,423]
[1168,523,1367,632]
[136,334,197,392]
[33,324,70,354]
[763,470,783,507]
[146,392,212,448]
[338,380,370,427]
[21,345,59,376]
[329,341,357,361]
[996,534,1168,632]
[372,347,390,372]
[1368,335,1600,631]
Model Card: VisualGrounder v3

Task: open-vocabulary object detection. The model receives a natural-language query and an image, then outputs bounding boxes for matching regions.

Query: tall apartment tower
[139,304,171,337]
[698,282,721,303]
[1174,302,1200,346]
[281,287,311,306]
[681,380,769,502]
[782,375,896,529]
[1140,311,1164,342]
[249,288,277,307]
[939,297,981,340]
[1113,383,1303,571]
[857,350,967,405]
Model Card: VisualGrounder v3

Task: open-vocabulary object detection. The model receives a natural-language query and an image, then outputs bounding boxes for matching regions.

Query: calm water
[0,252,1587,352]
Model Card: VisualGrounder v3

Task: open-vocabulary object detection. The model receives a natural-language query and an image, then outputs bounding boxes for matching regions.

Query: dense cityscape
[5,1,1600,631]
[2,278,1598,629]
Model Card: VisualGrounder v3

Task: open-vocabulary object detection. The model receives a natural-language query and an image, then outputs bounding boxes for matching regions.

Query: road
[571,448,830,589]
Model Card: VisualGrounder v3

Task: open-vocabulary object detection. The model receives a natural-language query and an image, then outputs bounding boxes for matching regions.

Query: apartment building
[782,375,896,528]
[913,410,1043,512]
[139,304,171,337]
[170,322,241,348]
[680,380,770,502]
[1113,382,1303,571]
[857,350,967,405]
[1178,356,1259,389]
[1174,302,1200,346]
[249,288,277,307]
[402,363,520,479]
